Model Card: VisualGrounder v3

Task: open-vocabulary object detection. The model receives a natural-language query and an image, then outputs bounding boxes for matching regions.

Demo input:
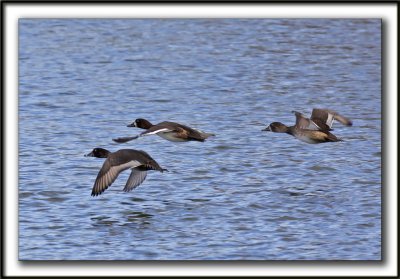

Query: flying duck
[262,109,352,144]
[85,148,167,196]
[113,118,215,143]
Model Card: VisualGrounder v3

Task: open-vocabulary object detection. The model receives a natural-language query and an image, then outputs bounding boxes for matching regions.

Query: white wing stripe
[327,113,334,128]
[308,120,321,130]
[110,160,142,173]
[95,160,142,191]
[143,128,172,135]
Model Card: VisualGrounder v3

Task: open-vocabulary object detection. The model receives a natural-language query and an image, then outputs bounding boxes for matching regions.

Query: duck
[113,118,215,143]
[262,109,352,144]
[85,148,167,196]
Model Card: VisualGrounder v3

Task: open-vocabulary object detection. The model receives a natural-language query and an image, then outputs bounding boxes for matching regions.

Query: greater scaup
[85,148,167,196]
[113,118,215,143]
[262,109,352,144]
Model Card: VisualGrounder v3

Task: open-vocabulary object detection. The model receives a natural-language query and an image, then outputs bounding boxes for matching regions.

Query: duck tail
[330,135,343,142]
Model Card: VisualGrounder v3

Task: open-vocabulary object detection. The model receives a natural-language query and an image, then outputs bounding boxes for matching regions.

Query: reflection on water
[19,19,381,260]
[91,216,120,227]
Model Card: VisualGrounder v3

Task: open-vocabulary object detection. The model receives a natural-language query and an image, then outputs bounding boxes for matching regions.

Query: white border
[5,3,398,277]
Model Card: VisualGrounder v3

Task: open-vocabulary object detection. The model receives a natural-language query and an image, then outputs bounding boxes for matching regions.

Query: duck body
[85,148,166,196]
[262,108,351,144]
[113,118,215,143]
[263,122,341,144]
[289,126,342,144]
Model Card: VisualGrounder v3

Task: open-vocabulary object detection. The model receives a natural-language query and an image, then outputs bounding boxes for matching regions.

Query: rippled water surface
[19,19,381,260]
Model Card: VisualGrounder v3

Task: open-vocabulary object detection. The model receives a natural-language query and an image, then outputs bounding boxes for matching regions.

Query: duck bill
[262,126,271,131]
[127,122,136,127]
[84,151,95,157]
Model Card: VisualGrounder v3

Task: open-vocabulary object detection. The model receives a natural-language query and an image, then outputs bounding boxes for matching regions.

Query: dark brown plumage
[85,148,167,196]
[293,108,353,132]
[113,118,215,143]
[262,108,352,144]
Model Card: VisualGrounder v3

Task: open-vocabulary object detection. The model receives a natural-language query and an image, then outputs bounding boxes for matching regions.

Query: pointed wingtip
[113,138,128,143]
[112,136,138,143]
[91,189,106,196]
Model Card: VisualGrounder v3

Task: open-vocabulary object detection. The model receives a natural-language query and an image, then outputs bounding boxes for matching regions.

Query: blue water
[18,19,381,260]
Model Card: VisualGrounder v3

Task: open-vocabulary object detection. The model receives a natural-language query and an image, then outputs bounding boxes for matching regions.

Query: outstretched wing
[140,127,174,136]
[112,127,173,143]
[292,111,321,130]
[311,108,353,128]
[166,122,214,141]
[123,169,147,192]
[91,159,142,196]
[112,135,139,143]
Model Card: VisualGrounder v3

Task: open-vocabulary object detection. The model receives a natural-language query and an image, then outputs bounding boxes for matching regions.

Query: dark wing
[292,111,320,130]
[164,121,214,141]
[140,126,174,136]
[134,150,166,172]
[311,108,353,128]
[123,169,147,192]
[112,135,139,143]
[131,122,175,137]
[91,158,142,196]
[310,109,335,130]
[112,125,175,143]
[120,149,166,192]
[112,127,173,143]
